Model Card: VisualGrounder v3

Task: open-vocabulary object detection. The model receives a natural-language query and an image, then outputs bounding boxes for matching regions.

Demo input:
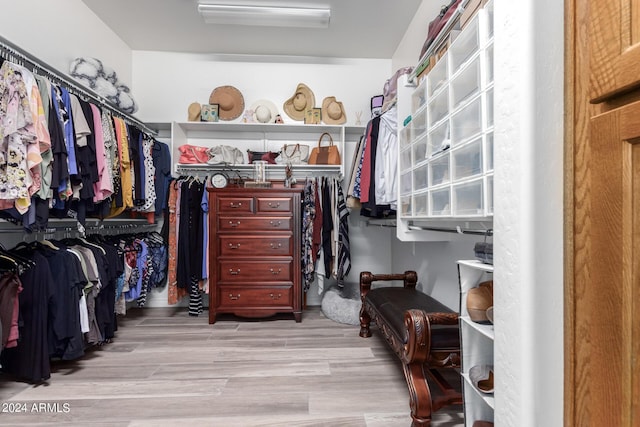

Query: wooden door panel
[590,1,640,102]
[574,101,640,426]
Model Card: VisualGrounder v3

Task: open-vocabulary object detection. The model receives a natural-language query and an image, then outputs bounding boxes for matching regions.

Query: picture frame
[201,103,219,122]
[304,107,322,124]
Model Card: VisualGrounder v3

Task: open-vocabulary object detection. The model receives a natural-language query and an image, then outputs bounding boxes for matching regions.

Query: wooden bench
[359,271,462,427]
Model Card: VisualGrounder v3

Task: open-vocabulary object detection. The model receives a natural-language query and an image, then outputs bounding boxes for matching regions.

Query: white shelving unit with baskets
[397,1,494,241]
[457,259,494,426]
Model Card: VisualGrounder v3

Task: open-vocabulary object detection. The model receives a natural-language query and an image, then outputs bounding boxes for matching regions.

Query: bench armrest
[359,270,418,300]
[403,309,459,364]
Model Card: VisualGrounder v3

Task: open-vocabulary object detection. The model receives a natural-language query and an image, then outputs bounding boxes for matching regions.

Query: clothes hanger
[39,240,60,250]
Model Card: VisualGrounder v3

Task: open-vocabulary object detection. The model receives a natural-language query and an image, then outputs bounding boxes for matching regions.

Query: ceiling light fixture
[197,3,331,28]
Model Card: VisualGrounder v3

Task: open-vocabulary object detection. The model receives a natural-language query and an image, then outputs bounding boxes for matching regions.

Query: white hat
[250,99,279,123]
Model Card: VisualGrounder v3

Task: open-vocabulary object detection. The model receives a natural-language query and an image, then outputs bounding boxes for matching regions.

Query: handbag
[276,143,310,165]
[419,0,463,59]
[308,133,341,165]
[178,144,209,164]
[207,145,244,164]
[247,150,279,164]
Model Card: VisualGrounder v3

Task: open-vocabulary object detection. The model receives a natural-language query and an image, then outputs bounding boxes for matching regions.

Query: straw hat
[187,102,201,121]
[321,96,347,125]
[209,85,244,121]
[251,99,279,123]
[283,83,316,121]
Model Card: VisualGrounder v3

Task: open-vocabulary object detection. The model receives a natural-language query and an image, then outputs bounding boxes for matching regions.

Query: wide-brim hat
[251,99,279,123]
[321,96,347,125]
[209,85,244,121]
[283,83,316,121]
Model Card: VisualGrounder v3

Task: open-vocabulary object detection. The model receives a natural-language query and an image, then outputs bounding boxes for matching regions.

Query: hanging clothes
[175,177,205,316]
[336,184,351,286]
[152,139,172,218]
[166,180,186,305]
[301,178,316,292]
[0,250,54,383]
[301,176,351,293]
[0,59,161,231]
[375,105,398,210]
[0,273,22,351]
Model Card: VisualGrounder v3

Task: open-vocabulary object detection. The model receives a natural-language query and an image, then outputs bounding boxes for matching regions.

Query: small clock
[211,173,228,188]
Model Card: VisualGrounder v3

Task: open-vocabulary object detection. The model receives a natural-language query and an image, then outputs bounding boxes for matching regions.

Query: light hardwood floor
[0,306,463,426]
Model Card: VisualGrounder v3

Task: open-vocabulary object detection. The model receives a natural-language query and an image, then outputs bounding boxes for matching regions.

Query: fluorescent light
[197,3,331,28]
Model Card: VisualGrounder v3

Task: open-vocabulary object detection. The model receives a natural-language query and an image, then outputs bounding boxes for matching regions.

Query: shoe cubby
[458,259,495,426]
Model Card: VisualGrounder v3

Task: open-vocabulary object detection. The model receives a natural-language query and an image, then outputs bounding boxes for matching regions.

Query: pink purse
[178,144,209,164]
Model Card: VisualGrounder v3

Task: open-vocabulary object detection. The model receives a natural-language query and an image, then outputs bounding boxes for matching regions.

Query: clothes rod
[0,35,155,136]
[408,224,493,236]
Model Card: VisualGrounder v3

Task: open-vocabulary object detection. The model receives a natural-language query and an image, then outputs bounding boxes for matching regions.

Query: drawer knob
[228,243,241,249]
[269,220,282,227]
[229,202,242,208]
[228,293,241,300]
[270,242,282,249]
[270,268,282,275]
[269,293,282,300]
[229,220,241,227]
[268,202,281,208]
[229,269,240,275]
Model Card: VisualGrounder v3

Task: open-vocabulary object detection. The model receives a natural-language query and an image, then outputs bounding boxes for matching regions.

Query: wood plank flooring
[0,306,463,426]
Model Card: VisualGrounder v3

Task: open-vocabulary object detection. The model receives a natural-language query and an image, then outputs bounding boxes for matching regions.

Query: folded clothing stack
[474,242,493,264]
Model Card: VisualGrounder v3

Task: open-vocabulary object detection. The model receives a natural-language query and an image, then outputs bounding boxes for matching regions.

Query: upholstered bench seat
[365,287,460,351]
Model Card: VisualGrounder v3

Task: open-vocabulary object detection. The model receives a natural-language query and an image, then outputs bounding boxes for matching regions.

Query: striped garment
[336,184,351,286]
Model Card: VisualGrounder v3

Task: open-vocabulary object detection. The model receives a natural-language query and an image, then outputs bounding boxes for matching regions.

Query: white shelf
[170,122,365,180]
[460,315,494,340]
[175,162,342,179]
[458,259,494,273]
[461,373,495,409]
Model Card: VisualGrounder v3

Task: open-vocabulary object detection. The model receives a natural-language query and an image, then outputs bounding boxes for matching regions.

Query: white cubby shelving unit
[397,1,494,241]
[458,259,494,426]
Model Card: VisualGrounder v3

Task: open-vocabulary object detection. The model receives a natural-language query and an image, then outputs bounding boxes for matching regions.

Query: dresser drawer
[216,197,254,213]
[218,216,292,231]
[256,197,292,213]
[219,235,292,256]
[219,260,292,282]
[217,285,294,308]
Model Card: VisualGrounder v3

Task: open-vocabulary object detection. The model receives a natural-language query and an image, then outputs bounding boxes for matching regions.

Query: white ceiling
[81,0,428,59]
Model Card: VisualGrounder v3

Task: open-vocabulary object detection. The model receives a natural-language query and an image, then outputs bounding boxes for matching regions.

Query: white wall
[493,0,564,425]
[391,1,442,71]
[1,0,133,87]
[132,51,392,125]
[391,240,477,311]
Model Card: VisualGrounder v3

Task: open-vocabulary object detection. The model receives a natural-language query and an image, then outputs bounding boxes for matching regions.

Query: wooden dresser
[208,185,303,324]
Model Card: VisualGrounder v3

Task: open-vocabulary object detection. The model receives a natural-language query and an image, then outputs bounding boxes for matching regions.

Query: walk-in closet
[1,1,576,426]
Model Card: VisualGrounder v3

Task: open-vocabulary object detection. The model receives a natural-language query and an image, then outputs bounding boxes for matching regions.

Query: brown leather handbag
[308,132,341,165]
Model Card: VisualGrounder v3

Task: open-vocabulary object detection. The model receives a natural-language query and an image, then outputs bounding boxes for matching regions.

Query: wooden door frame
[564,0,576,424]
